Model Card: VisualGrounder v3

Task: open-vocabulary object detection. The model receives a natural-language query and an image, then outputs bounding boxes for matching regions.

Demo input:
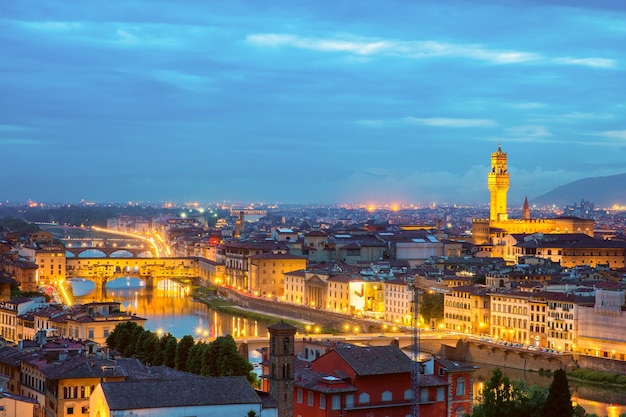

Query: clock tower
[488,144,509,222]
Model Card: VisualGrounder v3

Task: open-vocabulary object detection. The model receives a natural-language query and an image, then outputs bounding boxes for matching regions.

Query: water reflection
[70,278,268,340]
[473,362,626,417]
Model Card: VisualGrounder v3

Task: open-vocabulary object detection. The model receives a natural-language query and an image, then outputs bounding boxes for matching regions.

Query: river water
[70,278,268,365]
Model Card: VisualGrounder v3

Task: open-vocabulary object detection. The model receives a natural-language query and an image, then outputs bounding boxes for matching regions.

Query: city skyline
[1,1,625,205]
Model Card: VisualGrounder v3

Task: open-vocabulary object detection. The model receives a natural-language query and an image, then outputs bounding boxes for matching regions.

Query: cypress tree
[542,369,574,417]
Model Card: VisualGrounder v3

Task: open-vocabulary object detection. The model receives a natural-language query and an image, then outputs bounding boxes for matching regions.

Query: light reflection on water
[473,362,626,416]
[70,278,268,340]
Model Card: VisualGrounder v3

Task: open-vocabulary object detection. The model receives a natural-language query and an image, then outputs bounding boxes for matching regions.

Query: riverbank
[192,287,312,331]
[568,368,626,388]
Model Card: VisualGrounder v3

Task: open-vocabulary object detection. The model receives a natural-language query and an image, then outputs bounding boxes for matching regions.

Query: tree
[542,369,574,417]
[201,335,254,382]
[186,341,209,373]
[175,335,195,371]
[106,321,140,352]
[420,292,444,325]
[472,368,528,417]
[163,335,178,368]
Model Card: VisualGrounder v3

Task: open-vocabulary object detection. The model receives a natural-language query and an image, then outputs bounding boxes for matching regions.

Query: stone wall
[440,339,576,372]
[575,354,626,375]
[222,287,381,333]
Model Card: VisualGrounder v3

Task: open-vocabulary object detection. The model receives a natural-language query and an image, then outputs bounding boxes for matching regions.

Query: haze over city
[1,1,625,205]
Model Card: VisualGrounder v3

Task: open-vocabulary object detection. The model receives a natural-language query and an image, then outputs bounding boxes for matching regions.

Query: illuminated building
[444,285,490,335]
[248,252,307,297]
[472,145,594,245]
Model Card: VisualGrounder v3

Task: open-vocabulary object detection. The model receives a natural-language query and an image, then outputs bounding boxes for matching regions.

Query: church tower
[268,321,296,417]
[488,144,509,222]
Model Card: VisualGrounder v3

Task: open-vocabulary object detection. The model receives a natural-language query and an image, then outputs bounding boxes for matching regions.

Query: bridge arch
[65,247,156,258]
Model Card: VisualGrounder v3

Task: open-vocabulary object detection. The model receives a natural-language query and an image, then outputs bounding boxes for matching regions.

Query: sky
[1,1,625,206]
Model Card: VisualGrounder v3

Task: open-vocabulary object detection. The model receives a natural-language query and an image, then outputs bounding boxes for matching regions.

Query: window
[67,407,74,415]
[297,389,303,404]
[345,394,354,408]
[358,392,370,404]
[382,391,392,402]
[437,387,445,401]
[331,395,341,410]
[456,377,466,396]
[403,389,413,400]
[320,394,326,409]
[308,392,314,406]
[420,388,429,402]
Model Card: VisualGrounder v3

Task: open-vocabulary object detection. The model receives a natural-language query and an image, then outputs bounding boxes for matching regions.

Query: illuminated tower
[268,321,296,417]
[488,144,509,222]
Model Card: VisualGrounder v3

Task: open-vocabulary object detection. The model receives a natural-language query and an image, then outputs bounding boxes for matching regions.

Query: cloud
[507,102,547,109]
[14,19,194,49]
[149,70,215,92]
[247,33,541,64]
[504,125,553,140]
[0,138,41,145]
[403,117,497,128]
[553,57,616,68]
[0,124,37,132]
[247,33,620,71]
[599,130,626,140]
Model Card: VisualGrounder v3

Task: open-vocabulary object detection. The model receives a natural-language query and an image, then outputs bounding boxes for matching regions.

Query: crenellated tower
[488,144,509,222]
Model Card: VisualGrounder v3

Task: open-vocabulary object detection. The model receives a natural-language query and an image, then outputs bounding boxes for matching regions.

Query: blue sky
[1,1,625,206]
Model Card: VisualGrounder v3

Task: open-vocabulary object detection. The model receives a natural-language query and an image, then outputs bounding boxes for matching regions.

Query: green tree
[420,292,444,325]
[201,335,254,383]
[175,335,195,371]
[473,274,487,285]
[472,368,528,417]
[141,331,159,365]
[106,321,140,352]
[163,335,178,368]
[186,341,208,373]
[513,380,548,417]
[542,369,574,417]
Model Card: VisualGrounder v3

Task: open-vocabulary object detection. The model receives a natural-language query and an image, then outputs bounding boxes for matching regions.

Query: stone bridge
[65,247,155,258]
[66,257,200,291]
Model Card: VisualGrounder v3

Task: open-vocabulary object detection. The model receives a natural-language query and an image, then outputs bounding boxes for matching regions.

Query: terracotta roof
[332,345,412,376]
[101,376,261,410]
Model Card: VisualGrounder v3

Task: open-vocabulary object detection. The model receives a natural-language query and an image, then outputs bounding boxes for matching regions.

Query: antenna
[407,277,421,417]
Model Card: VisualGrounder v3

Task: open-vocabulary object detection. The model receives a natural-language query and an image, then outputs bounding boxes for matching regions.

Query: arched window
[403,389,413,400]
[456,377,466,396]
[359,392,370,404]
[382,391,392,402]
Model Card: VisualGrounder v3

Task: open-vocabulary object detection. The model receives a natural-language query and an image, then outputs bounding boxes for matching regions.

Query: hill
[532,173,626,208]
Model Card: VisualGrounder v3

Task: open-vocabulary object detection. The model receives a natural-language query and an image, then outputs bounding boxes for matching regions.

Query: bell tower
[488,144,509,222]
[268,321,296,417]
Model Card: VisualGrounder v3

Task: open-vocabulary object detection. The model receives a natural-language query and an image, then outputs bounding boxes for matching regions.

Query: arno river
[70,277,625,417]
[71,278,268,364]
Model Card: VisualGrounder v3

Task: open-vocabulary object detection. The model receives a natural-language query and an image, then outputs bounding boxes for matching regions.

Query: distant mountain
[532,173,626,208]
